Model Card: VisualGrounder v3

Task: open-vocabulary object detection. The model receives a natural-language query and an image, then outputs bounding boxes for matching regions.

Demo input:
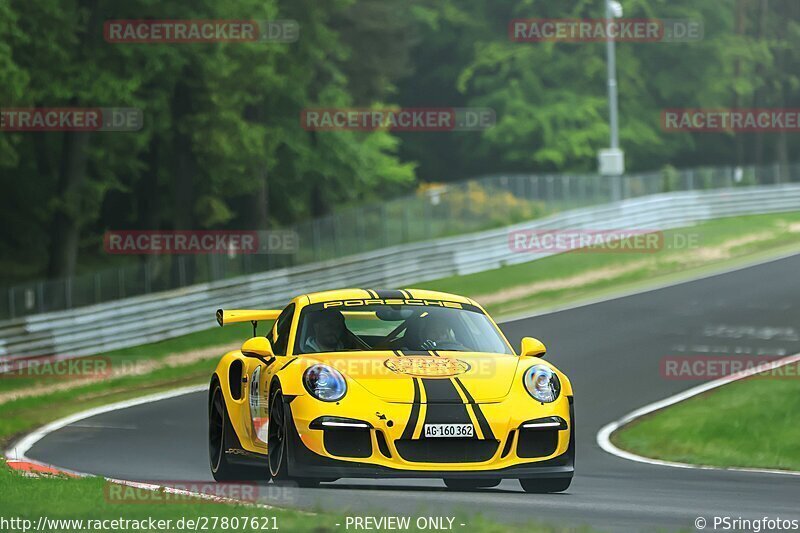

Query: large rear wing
[216,309,281,327]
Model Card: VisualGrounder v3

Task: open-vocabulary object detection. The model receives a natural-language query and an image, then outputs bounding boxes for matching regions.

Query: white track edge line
[596,353,800,477]
[5,384,207,462]
[2,384,283,509]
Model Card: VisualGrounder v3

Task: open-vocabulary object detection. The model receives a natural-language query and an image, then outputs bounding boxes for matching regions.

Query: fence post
[332,215,340,257]
[381,204,390,247]
[356,212,366,252]
[401,206,410,243]
[144,262,151,294]
[178,256,186,287]
[65,277,72,309]
[312,219,321,261]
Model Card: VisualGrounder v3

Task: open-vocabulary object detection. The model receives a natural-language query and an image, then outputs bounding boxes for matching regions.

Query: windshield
[294,302,513,355]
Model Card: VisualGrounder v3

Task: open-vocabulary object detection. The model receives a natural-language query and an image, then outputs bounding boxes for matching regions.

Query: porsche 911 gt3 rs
[209,288,574,493]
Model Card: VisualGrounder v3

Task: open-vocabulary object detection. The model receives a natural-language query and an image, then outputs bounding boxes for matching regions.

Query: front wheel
[519,477,572,493]
[268,387,319,488]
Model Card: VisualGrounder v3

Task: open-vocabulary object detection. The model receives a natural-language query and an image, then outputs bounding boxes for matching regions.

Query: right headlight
[303,364,347,402]
[523,364,560,403]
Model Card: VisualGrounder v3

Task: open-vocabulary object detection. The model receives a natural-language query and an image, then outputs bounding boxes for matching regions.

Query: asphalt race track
[23,255,800,531]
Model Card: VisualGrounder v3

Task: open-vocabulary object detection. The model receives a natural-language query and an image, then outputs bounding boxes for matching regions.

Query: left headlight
[523,364,560,403]
[303,364,347,402]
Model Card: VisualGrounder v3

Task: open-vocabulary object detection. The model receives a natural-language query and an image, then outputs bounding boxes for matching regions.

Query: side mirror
[242,337,274,358]
[520,337,546,358]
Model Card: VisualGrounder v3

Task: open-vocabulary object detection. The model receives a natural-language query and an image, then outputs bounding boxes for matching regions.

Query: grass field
[612,375,800,471]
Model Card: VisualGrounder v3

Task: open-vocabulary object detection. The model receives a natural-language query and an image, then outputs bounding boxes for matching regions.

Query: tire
[519,477,572,493]
[443,478,501,490]
[268,386,320,488]
[209,381,255,481]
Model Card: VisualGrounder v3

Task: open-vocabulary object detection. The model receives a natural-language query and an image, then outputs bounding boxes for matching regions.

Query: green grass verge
[0,358,216,444]
[0,322,254,395]
[612,376,800,471]
[0,460,316,531]
[0,460,590,533]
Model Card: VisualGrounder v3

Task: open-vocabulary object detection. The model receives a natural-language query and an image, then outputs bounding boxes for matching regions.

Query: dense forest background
[1,0,798,283]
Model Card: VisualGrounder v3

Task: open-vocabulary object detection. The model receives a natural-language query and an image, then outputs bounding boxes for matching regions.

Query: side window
[271,304,295,356]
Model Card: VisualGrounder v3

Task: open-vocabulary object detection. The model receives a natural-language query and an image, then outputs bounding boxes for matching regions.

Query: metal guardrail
[1,184,800,363]
[3,162,798,321]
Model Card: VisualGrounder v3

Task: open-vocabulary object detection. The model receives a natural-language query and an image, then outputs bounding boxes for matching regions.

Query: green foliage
[2,0,799,284]
[0,0,416,281]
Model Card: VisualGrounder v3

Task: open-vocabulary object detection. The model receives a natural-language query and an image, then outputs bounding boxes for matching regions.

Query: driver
[419,315,455,350]
[302,309,354,353]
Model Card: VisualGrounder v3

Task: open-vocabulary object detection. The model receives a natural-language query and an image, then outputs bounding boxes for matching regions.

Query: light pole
[598,0,625,201]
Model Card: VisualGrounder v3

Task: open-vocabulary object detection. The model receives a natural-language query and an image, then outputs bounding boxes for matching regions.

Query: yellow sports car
[209,288,574,493]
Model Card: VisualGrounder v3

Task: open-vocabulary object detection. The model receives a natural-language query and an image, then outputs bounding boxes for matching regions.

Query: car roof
[303,288,475,306]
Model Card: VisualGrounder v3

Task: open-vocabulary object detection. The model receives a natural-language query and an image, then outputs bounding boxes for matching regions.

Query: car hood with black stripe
[309,351,522,403]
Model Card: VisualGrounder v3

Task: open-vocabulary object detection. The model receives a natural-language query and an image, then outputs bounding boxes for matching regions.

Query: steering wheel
[421,340,468,351]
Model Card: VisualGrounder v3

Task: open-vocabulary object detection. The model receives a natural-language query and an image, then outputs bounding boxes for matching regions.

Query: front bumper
[284,397,575,480]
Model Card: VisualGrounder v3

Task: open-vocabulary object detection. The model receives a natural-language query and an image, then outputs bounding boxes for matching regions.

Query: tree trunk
[252,167,269,230]
[732,0,747,166]
[46,131,90,279]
